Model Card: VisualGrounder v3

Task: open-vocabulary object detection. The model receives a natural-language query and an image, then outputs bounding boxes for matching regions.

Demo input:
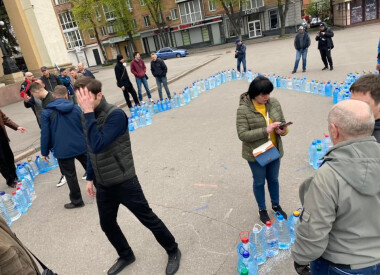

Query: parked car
[155,47,189,59]
[310,17,322,27]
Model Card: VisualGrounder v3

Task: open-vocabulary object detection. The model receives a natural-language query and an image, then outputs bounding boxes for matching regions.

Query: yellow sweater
[253,101,277,147]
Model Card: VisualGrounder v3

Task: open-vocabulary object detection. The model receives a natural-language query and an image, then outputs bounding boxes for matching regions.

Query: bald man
[292,100,380,275]
[77,63,95,79]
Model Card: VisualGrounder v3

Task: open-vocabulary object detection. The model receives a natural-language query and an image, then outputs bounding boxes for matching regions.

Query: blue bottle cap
[242,251,250,258]
[0,191,5,195]
[312,141,316,145]
[316,139,322,143]
[278,215,284,221]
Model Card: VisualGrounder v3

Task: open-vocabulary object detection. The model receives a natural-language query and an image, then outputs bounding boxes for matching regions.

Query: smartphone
[278,122,293,129]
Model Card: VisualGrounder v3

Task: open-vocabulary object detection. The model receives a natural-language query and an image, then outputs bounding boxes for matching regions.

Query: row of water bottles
[237,210,301,274]
[309,134,333,170]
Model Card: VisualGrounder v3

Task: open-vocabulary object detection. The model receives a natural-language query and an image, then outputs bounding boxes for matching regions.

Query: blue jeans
[311,258,380,275]
[237,57,247,73]
[136,77,152,101]
[293,48,308,72]
[248,159,280,210]
[156,76,171,100]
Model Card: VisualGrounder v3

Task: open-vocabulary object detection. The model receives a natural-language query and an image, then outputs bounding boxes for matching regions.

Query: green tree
[306,0,330,20]
[70,0,108,63]
[218,0,244,40]
[144,0,169,48]
[0,3,19,56]
[278,0,290,37]
[103,0,137,53]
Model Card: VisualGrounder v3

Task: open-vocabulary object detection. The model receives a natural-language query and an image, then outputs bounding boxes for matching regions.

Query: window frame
[132,18,138,29]
[178,0,203,24]
[268,9,279,29]
[100,26,107,36]
[58,11,77,31]
[143,15,151,27]
[103,5,116,21]
[208,0,217,11]
[64,30,84,49]
[171,9,179,20]
[54,0,70,5]
[88,28,95,39]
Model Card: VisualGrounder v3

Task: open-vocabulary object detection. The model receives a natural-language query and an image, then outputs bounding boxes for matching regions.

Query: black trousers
[57,153,87,205]
[123,86,140,108]
[319,48,333,68]
[0,128,16,186]
[96,176,178,258]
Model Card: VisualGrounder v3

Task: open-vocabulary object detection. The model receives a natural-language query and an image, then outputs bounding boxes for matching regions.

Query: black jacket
[315,25,334,50]
[294,32,311,50]
[236,43,246,59]
[40,73,62,93]
[374,119,380,143]
[115,62,132,88]
[151,58,167,77]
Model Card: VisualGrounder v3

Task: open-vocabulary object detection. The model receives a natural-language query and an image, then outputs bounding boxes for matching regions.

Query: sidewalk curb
[14,55,220,162]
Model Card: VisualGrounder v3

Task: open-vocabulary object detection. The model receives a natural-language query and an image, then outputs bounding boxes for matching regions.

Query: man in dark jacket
[235,39,247,73]
[75,78,181,275]
[350,74,380,143]
[315,22,334,71]
[151,53,172,101]
[292,26,311,74]
[41,85,87,209]
[0,110,26,187]
[78,63,95,79]
[115,54,140,108]
[20,72,43,127]
[40,66,62,92]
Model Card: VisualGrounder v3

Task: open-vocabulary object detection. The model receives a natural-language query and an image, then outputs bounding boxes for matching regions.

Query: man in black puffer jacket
[115,54,140,108]
[151,53,172,101]
[292,26,311,74]
[316,22,334,71]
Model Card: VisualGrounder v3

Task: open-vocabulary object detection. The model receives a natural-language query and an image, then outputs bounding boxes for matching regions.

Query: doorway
[248,20,262,38]
[93,49,102,65]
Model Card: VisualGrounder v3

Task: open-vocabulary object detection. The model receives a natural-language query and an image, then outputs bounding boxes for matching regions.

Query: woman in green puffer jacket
[236,76,289,224]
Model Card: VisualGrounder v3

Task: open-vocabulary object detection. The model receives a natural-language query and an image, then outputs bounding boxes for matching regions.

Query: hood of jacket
[323,136,380,196]
[239,92,253,108]
[45,98,74,114]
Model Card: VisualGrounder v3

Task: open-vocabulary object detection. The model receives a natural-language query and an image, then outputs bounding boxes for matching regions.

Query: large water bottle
[46,152,56,171]
[16,184,31,208]
[237,231,255,256]
[308,140,317,165]
[264,221,279,257]
[333,88,340,104]
[145,110,152,125]
[210,77,216,89]
[139,112,146,127]
[286,78,292,89]
[27,158,39,177]
[250,224,266,265]
[318,82,325,96]
[232,69,237,80]
[170,99,175,109]
[276,76,281,88]
[221,71,226,84]
[23,162,34,181]
[16,164,28,180]
[13,190,28,214]
[288,210,301,244]
[325,81,333,97]
[313,146,324,170]
[1,192,21,221]
[36,156,48,174]
[247,70,253,83]
[128,118,135,132]
[275,215,291,249]
[237,250,258,275]
[205,78,210,91]
[193,83,199,98]
[0,195,12,226]
[322,134,333,154]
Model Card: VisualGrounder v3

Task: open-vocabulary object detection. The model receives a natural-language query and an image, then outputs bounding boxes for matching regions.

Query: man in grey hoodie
[292,100,380,275]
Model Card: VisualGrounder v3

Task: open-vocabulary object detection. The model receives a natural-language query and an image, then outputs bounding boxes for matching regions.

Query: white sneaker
[140,101,146,104]
[149,98,154,103]
[81,173,87,180]
[57,175,66,187]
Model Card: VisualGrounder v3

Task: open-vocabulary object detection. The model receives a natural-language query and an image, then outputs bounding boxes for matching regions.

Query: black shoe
[107,255,136,275]
[166,248,181,275]
[272,205,288,220]
[302,69,306,72]
[258,210,270,224]
[291,70,296,74]
[64,202,85,209]
[330,66,333,71]
[7,179,17,188]
[322,67,328,71]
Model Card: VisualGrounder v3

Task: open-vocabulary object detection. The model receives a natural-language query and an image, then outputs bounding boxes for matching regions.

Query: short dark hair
[29,82,43,93]
[350,74,380,105]
[69,67,77,72]
[73,77,92,92]
[86,79,102,95]
[248,76,274,99]
[133,52,139,58]
[53,85,68,97]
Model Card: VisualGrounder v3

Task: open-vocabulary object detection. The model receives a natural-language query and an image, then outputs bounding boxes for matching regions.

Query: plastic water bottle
[1,192,21,221]
[13,190,28,214]
[237,231,255,256]
[128,118,135,132]
[36,156,48,174]
[27,158,39,177]
[275,215,291,249]
[232,69,237,80]
[286,77,292,89]
[205,78,210,91]
[308,140,317,165]
[288,210,301,244]
[16,164,28,180]
[318,82,325,96]
[322,134,333,154]
[333,88,340,104]
[16,184,31,208]
[22,162,34,181]
[139,112,146,127]
[250,224,266,265]
[0,195,12,226]
[145,110,152,125]
[337,91,344,103]
[313,147,324,170]
[170,99,175,109]
[264,221,279,257]
[47,152,56,171]
[325,82,333,97]
[193,83,199,98]
[237,250,258,275]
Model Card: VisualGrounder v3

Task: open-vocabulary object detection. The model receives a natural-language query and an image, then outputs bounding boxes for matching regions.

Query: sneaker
[258,210,270,224]
[81,173,87,180]
[330,66,333,71]
[107,255,136,275]
[140,101,146,104]
[272,205,288,220]
[57,175,66,187]
[64,202,85,209]
[302,69,306,72]
[166,249,181,275]
[149,98,154,103]
[291,70,296,74]
[322,67,328,71]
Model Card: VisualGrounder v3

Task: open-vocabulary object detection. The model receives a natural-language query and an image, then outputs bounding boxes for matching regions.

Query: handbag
[145,74,149,80]
[252,111,280,167]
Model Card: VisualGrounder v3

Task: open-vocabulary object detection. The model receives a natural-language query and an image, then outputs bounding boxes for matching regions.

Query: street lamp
[0,21,20,75]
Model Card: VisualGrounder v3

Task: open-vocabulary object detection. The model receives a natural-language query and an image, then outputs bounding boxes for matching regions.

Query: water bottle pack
[309,134,333,170]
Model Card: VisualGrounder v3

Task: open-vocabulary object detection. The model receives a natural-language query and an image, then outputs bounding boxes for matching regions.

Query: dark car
[155,47,189,59]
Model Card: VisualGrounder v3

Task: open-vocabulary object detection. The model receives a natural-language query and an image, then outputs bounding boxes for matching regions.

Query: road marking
[190,205,209,213]
[194,183,218,188]
[200,194,213,198]
[224,208,233,219]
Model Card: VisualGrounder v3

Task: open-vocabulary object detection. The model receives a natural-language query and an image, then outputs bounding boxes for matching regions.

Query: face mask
[123,62,127,67]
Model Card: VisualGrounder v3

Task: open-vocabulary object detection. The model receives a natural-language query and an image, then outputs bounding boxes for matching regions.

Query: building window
[179,0,202,24]
[140,0,146,6]
[209,0,217,11]
[242,0,264,10]
[107,23,118,34]
[100,26,107,36]
[94,7,102,20]
[88,28,95,39]
[132,19,138,29]
[269,10,278,29]
[144,15,151,27]
[171,9,178,20]
[64,30,84,49]
[201,26,210,41]
[58,11,77,30]
[126,0,133,10]
[182,29,190,45]
[103,5,116,21]
[54,0,70,5]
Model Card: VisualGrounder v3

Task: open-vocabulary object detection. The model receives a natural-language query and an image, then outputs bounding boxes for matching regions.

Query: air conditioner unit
[166,16,172,20]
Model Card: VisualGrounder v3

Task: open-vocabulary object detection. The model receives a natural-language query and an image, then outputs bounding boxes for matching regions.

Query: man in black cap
[115,54,140,108]
[316,22,334,71]
[235,39,247,73]
[59,68,76,103]
[40,66,62,92]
